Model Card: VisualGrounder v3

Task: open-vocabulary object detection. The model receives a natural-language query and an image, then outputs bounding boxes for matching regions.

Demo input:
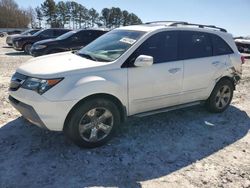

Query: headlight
[21,77,63,94]
[34,45,47,50]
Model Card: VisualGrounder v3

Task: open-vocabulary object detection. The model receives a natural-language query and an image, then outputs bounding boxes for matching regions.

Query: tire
[206,79,234,113]
[24,43,32,54]
[64,98,121,148]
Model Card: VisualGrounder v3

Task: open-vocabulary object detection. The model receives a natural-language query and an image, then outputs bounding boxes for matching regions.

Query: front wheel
[206,79,234,113]
[64,98,121,148]
[24,43,32,54]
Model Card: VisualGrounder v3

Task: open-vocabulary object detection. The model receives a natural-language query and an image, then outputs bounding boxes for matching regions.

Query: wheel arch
[216,76,236,90]
[63,93,127,131]
[22,42,32,51]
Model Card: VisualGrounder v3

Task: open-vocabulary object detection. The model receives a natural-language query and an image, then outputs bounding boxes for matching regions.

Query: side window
[131,31,178,64]
[76,31,93,44]
[53,30,66,37]
[211,34,233,56]
[39,30,53,37]
[179,31,212,60]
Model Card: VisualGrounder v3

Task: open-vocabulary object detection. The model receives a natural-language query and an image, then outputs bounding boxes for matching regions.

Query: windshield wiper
[76,52,98,61]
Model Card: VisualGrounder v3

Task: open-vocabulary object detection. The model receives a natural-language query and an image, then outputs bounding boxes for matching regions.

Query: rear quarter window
[211,34,233,56]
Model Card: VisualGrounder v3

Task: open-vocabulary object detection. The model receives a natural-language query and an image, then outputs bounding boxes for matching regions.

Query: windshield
[57,30,77,40]
[77,29,146,62]
[21,29,32,35]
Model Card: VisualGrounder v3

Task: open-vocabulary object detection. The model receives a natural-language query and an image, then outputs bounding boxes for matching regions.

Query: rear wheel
[206,79,234,113]
[64,98,121,148]
[24,43,32,54]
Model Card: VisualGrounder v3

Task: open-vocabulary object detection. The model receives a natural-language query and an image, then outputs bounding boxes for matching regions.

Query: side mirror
[134,55,153,67]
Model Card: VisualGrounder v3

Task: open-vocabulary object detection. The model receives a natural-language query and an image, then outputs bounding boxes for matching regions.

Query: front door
[126,31,184,115]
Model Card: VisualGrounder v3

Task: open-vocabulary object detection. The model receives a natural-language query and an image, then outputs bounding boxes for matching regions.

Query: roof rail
[170,22,227,32]
[145,21,227,32]
[145,21,188,25]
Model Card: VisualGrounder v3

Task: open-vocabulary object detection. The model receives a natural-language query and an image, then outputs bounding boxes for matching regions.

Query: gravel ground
[0,36,250,188]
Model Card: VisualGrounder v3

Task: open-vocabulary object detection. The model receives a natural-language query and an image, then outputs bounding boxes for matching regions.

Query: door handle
[212,61,220,66]
[168,68,181,74]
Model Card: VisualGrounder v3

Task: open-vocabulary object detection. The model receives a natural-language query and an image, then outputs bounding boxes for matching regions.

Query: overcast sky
[16,0,250,36]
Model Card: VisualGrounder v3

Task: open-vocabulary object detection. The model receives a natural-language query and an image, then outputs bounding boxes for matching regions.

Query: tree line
[0,0,143,29]
[36,0,143,29]
[0,0,31,28]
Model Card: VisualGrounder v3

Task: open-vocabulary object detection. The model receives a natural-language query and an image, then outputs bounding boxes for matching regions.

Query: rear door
[179,31,231,104]
[127,31,184,115]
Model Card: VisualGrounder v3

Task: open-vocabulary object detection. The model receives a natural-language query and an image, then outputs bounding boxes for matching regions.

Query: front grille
[9,72,27,91]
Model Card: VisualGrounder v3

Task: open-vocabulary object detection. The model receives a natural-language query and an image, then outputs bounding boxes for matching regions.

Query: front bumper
[9,88,78,131]
[9,95,47,129]
[30,47,46,57]
[6,37,13,46]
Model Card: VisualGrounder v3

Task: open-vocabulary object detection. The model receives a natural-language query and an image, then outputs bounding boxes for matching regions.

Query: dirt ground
[0,36,249,188]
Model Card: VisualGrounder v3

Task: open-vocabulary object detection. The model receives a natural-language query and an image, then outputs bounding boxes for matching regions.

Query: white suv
[9,21,243,147]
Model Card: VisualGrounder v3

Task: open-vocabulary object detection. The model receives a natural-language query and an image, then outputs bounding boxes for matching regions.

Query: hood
[17,52,111,78]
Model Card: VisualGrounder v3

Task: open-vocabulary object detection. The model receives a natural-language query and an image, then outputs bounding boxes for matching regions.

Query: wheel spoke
[223,92,231,98]
[98,123,112,134]
[220,98,227,107]
[98,110,112,123]
[79,123,93,134]
[89,128,98,142]
[221,86,228,94]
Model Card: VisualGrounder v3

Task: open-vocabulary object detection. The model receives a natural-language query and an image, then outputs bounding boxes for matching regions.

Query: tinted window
[179,31,212,60]
[54,29,69,37]
[77,31,93,42]
[131,31,178,64]
[211,34,233,56]
[39,29,53,37]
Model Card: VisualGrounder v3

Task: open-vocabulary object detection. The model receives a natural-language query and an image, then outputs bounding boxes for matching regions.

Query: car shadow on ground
[0,105,249,188]
[5,51,29,56]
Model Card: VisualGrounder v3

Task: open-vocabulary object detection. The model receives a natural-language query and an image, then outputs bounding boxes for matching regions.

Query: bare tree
[0,0,30,28]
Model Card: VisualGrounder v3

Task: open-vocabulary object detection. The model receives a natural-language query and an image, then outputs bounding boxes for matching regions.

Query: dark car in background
[30,28,109,57]
[12,28,71,54]
[7,30,22,35]
[6,29,40,46]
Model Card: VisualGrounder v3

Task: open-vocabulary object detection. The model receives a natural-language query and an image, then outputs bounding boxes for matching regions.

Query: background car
[7,30,22,35]
[235,38,250,53]
[0,32,7,38]
[6,29,40,46]
[12,28,71,54]
[30,28,109,57]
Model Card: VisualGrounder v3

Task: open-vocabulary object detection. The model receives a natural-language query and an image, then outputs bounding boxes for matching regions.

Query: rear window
[179,31,212,60]
[211,34,233,56]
